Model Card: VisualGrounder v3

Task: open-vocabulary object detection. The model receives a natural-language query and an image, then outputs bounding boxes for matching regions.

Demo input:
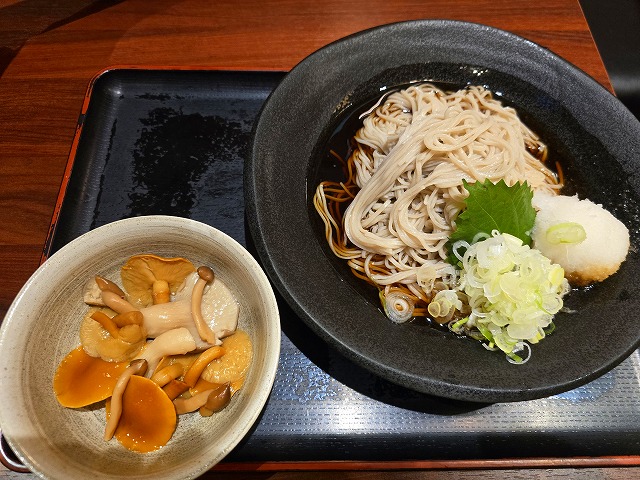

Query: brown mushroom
[95,276,126,298]
[173,382,231,416]
[121,254,195,307]
[199,383,231,416]
[101,291,139,314]
[173,389,211,414]
[191,266,218,344]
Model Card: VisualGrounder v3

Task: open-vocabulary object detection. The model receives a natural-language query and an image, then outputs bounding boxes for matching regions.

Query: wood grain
[0,0,622,478]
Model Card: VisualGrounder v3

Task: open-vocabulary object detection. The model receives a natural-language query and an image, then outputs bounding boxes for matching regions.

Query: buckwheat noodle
[314,83,560,312]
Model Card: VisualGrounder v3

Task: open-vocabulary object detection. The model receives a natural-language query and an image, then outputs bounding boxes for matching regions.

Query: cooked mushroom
[191,266,217,344]
[202,330,252,394]
[90,310,119,337]
[83,275,127,307]
[174,382,231,416]
[53,346,129,408]
[199,383,231,416]
[108,375,177,453]
[135,271,239,348]
[85,267,239,350]
[95,276,127,298]
[150,363,184,387]
[162,379,190,400]
[101,291,139,314]
[173,389,212,414]
[196,270,239,342]
[111,310,144,327]
[134,327,197,375]
[104,359,148,441]
[121,254,195,307]
[80,308,146,362]
[182,345,224,388]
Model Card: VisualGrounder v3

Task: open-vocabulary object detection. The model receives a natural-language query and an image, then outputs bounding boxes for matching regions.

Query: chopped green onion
[450,317,469,331]
[476,324,494,343]
[545,222,586,245]
[381,290,415,324]
[506,342,531,364]
[544,321,556,335]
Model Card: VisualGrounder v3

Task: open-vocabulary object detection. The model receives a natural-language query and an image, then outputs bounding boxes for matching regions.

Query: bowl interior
[0,216,280,479]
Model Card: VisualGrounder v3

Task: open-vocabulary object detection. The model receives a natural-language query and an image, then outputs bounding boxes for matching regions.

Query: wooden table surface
[1,0,637,478]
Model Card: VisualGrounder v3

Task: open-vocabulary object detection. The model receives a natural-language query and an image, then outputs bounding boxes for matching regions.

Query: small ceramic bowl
[0,216,281,479]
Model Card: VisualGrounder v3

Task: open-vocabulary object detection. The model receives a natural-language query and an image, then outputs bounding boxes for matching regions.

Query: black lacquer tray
[3,68,640,471]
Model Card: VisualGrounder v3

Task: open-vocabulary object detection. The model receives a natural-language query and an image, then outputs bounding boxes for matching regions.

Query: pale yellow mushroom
[152,279,171,305]
[81,309,146,362]
[121,254,195,307]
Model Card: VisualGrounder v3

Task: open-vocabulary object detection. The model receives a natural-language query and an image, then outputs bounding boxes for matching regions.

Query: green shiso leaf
[446,179,536,264]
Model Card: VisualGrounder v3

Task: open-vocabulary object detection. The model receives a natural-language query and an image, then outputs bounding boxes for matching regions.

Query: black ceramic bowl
[245,20,640,403]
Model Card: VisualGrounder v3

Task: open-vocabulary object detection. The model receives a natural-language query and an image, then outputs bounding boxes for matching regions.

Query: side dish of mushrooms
[53,254,253,453]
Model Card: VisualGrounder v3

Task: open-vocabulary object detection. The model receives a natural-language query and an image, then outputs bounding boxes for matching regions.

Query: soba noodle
[314,83,560,312]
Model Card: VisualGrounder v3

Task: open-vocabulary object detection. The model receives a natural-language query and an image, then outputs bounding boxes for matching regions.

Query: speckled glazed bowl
[0,216,280,479]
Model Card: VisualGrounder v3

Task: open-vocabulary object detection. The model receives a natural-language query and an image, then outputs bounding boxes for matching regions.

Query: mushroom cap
[80,308,146,362]
[202,330,252,388]
[121,254,195,307]
[54,346,129,408]
[107,375,177,453]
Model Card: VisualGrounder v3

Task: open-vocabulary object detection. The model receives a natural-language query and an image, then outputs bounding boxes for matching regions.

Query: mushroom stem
[134,327,197,376]
[183,346,224,387]
[104,359,148,441]
[152,280,171,304]
[163,379,190,400]
[90,311,120,338]
[151,364,184,387]
[102,291,139,315]
[173,389,213,414]
[191,266,218,344]
[112,310,144,327]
